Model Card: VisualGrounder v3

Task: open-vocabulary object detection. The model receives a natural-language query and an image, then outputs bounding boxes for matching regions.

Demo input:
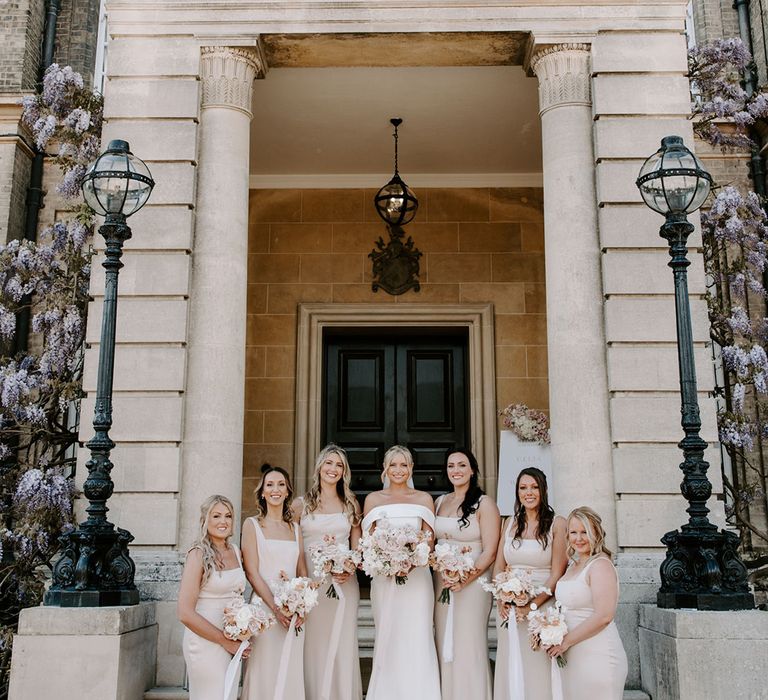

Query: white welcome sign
[496,430,553,516]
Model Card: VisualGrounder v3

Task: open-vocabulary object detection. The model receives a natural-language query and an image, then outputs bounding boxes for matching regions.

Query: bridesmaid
[292,444,363,700]
[362,445,441,700]
[178,495,249,700]
[433,447,500,700]
[493,467,567,700]
[241,464,308,700]
[548,507,628,699]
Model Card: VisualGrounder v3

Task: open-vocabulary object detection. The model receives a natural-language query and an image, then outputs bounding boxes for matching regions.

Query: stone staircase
[144,601,649,699]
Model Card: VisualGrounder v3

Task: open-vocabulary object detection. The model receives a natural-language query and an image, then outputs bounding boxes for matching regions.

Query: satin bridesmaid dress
[301,510,362,700]
[182,545,247,700]
[241,519,305,700]
[494,518,553,700]
[433,495,493,700]
[555,557,628,700]
[362,503,441,700]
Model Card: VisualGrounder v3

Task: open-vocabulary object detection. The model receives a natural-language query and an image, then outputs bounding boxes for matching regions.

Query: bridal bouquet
[481,566,550,627]
[429,542,477,603]
[309,533,362,598]
[272,571,321,634]
[528,601,569,667]
[360,518,431,585]
[222,596,276,642]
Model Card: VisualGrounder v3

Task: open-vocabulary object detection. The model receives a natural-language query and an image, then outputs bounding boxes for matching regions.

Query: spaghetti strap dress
[182,545,247,700]
[433,495,493,700]
[494,517,554,700]
[362,503,441,700]
[301,510,362,700]
[241,518,305,700]
[555,557,628,699]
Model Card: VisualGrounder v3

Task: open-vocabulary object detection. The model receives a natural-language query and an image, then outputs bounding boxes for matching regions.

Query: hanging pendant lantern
[374,118,419,226]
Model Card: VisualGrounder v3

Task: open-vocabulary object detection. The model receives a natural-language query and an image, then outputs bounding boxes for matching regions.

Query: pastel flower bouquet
[360,518,431,585]
[481,566,550,627]
[429,541,477,603]
[499,402,550,444]
[309,533,362,598]
[528,601,569,667]
[222,596,276,642]
[272,571,321,634]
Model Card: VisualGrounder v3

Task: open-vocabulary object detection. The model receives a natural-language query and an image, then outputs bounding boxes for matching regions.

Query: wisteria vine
[0,64,101,691]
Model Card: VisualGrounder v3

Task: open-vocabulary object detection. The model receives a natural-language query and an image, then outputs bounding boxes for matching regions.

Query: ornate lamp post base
[658,527,754,610]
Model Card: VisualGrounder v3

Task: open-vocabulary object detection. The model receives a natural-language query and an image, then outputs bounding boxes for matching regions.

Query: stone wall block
[602,250,705,294]
[599,204,702,248]
[607,344,713,391]
[104,78,200,119]
[75,444,181,492]
[83,346,186,392]
[592,31,688,73]
[108,37,200,77]
[101,120,198,162]
[592,74,692,115]
[89,251,190,297]
[613,444,723,493]
[142,161,196,205]
[85,298,188,343]
[594,117,694,160]
[596,160,645,203]
[112,206,194,251]
[610,395,718,443]
[93,493,178,545]
[604,296,710,342]
[79,396,183,442]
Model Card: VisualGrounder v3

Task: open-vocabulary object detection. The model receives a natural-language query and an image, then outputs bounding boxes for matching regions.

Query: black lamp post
[374,118,419,227]
[636,135,754,610]
[45,140,154,607]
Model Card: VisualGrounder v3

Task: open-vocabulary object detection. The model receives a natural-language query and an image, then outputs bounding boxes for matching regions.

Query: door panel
[323,331,468,497]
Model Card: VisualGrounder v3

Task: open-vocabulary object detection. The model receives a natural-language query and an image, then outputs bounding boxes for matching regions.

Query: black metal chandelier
[374,118,419,226]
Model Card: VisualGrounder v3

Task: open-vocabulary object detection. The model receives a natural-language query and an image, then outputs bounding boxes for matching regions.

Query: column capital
[529,43,591,115]
[200,46,265,118]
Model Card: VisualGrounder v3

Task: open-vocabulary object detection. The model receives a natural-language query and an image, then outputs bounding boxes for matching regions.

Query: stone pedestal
[8,603,157,700]
[638,605,768,699]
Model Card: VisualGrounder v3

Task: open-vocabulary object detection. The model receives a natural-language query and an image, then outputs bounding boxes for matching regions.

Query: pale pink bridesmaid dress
[555,557,628,699]
[494,518,553,700]
[241,518,305,700]
[301,511,362,700]
[433,495,493,700]
[182,545,247,700]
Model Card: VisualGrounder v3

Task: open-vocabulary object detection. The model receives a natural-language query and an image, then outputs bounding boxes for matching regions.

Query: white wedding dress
[362,503,441,700]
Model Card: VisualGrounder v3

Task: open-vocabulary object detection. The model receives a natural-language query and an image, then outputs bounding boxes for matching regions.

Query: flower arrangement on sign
[528,601,569,667]
[481,566,550,628]
[499,403,550,445]
[429,542,477,603]
[309,533,362,598]
[360,518,431,585]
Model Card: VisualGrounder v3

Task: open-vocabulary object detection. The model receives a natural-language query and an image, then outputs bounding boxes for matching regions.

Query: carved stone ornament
[530,43,591,115]
[369,224,422,295]
[200,46,265,117]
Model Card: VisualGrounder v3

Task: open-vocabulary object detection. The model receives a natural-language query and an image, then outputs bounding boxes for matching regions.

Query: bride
[362,445,441,700]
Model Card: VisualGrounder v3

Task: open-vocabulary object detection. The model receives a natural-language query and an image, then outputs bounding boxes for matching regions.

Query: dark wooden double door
[323,329,469,497]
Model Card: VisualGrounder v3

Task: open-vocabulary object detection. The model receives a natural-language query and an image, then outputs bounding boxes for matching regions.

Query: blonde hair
[253,464,294,523]
[303,444,360,525]
[382,444,414,484]
[566,506,613,561]
[190,494,235,587]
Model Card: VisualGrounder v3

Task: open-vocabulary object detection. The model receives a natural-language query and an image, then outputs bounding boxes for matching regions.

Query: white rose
[540,625,566,646]
[234,606,252,627]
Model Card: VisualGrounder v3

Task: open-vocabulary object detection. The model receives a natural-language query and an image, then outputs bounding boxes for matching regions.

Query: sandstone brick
[270,223,332,253]
[459,223,522,252]
[494,346,528,378]
[302,189,365,222]
[426,188,490,221]
[265,346,297,378]
[250,190,302,223]
[495,314,548,345]
[301,254,364,283]
[244,378,295,411]
[247,314,297,346]
[491,253,546,284]
[459,282,526,314]
[249,254,301,283]
[490,188,544,222]
[428,253,491,283]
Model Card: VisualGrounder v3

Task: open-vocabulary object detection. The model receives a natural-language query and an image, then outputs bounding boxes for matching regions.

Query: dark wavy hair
[443,447,485,530]
[512,467,554,549]
[253,463,294,524]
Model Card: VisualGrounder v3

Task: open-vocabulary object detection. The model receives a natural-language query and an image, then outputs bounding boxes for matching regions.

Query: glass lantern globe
[636,136,712,216]
[374,174,419,227]
[82,140,155,217]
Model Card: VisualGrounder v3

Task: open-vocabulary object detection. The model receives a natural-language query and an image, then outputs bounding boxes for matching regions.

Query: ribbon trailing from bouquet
[273,615,298,700]
[441,590,455,663]
[319,580,346,700]
[507,613,526,700]
[551,657,564,700]
[365,575,396,699]
[223,639,249,700]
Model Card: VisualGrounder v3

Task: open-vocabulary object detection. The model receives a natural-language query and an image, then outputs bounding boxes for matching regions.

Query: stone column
[178,46,264,549]
[530,44,617,545]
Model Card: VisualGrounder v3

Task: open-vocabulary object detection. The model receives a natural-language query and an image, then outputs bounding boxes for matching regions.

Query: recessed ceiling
[249,65,542,186]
